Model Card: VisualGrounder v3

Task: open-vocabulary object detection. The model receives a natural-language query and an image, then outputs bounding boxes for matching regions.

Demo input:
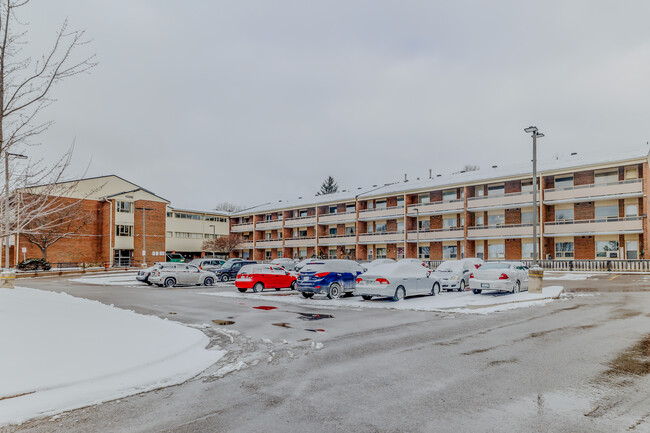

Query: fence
[423,259,650,272]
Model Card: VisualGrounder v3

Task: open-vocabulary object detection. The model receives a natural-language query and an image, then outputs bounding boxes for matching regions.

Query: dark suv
[214,260,256,282]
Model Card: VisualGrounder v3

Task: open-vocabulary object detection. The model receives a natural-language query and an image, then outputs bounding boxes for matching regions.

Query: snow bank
[0,287,225,426]
[542,273,595,281]
[69,272,143,286]
[199,286,564,314]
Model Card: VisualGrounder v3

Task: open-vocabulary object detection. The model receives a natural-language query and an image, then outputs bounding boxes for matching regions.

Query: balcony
[543,179,643,204]
[358,206,404,221]
[240,241,254,249]
[543,216,643,237]
[284,237,316,247]
[255,219,282,230]
[231,222,254,232]
[284,215,317,228]
[254,239,283,249]
[318,234,357,246]
[406,199,464,216]
[467,224,539,240]
[318,211,357,224]
[467,191,534,211]
[406,227,464,242]
[358,231,404,244]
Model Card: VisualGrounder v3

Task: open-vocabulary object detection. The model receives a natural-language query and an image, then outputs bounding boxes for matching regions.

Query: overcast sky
[18,1,650,210]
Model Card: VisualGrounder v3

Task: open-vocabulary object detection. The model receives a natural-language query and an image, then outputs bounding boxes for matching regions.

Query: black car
[214,260,256,282]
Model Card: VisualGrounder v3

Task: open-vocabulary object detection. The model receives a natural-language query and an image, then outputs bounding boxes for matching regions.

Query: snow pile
[0,287,225,426]
[199,286,564,314]
[543,273,595,281]
[69,272,143,286]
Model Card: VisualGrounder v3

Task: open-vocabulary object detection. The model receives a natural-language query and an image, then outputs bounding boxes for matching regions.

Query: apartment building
[13,175,229,266]
[230,148,648,262]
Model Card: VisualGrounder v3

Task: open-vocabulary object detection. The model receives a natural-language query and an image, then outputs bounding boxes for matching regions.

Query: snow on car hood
[362,261,430,279]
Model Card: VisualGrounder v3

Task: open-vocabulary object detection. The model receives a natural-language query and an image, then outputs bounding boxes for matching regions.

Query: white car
[469,262,529,294]
[270,258,297,271]
[354,260,441,301]
[295,259,319,271]
[362,259,396,273]
[148,263,217,287]
[432,258,484,292]
[136,262,184,284]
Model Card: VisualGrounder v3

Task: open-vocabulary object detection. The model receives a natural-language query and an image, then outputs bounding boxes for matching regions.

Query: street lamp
[524,126,544,265]
[4,152,28,269]
[209,224,216,258]
[414,208,420,259]
[135,206,153,267]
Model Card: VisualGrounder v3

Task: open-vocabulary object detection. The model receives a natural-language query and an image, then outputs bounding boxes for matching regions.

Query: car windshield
[436,261,463,272]
[479,263,510,270]
[221,262,234,269]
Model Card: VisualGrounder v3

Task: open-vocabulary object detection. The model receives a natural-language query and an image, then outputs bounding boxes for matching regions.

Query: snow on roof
[232,146,649,216]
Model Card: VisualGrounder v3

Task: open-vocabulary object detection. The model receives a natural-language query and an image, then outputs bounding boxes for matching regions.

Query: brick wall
[505,208,521,225]
[505,180,521,194]
[133,200,166,266]
[505,239,521,260]
[574,202,594,220]
[574,170,594,186]
[430,191,442,202]
[387,220,397,232]
[431,215,442,230]
[431,242,442,260]
[575,236,594,259]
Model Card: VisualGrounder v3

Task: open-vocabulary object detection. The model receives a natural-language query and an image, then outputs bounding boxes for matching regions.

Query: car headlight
[450,275,459,281]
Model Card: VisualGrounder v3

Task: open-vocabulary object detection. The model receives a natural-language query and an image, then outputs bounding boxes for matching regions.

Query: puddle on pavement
[272,322,292,328]
[168,312,177,315]
[212,319,236,326]
[305,329,326,333]
[603,334,650,377]
[488,358,518,367]
[253,306,278,310]
[298,338,311,341]
[296,312,334,321]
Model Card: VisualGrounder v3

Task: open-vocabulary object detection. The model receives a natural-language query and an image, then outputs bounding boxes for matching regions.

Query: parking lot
[7,272,650,433]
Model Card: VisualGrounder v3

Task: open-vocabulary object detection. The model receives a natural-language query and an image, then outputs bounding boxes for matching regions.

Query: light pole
[4,152,28,269]
[524,126,544,266]
[209,224,216,258]
[135,206,153,267]
[414,208,420,259]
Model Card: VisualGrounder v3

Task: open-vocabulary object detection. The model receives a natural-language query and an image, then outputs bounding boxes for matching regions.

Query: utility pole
[524,126,545,293]
[4,152,27,269]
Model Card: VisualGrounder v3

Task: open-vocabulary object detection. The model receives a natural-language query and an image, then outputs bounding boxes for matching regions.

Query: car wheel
[302,292,314,299]
[220,274,229,282]
[392,286,406,302]
[430,282,440,296]
[327,283,342,300]
[512,281,520,294]
[164,278,176,288]
[290,281,296,290]
[472,289,482,294]
[361,295,373,301]
[237,288,247,293]
[203,277,214,286]
[146,281,153,286]
[459,280,465,292]
[253,282,264,293]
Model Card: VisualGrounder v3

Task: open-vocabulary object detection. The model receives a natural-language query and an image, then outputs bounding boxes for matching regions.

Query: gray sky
[20,0,650,210]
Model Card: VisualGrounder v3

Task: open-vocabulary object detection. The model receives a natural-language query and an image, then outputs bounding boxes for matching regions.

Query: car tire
[430,282,440,296]
[220,274,229,282]
[203,277,214,286]
[472,289,482,294]
[459,280,465,292]
[512,281,520,294]
[302,292,314,299]
[237,288,247,293]
[146,281,152,286]
[392,286,406,302]
[327,283,342,300]
[253,282,264,293]
[164,278,176,288]
[290,281,296,290]
[361,295,373,301]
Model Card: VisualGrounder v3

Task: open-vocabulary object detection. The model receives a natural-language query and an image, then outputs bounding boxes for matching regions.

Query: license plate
[303,277,309,281]
[481,283,490,288]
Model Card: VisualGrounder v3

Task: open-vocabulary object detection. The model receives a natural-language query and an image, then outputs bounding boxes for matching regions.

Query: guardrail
[517,259,650,272]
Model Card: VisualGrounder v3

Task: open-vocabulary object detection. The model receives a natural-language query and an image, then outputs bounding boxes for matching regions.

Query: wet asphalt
[5,272,650,433]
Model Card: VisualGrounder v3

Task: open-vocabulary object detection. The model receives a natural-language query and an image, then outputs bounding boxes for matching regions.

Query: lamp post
[414,208,420,259]
[524,126,544,266]
[135,206,153,267]
[4,152,28,269]
[209,224,216,258]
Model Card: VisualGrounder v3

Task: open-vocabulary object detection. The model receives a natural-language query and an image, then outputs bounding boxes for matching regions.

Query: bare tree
[214,201,243,212]
[203,233,243,256]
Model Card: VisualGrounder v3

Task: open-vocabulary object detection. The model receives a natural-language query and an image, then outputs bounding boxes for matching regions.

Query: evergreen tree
[317,176,339,195]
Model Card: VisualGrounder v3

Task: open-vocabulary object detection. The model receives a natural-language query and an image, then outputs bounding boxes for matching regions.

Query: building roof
[167,206,230,217]
[232,146,649,216]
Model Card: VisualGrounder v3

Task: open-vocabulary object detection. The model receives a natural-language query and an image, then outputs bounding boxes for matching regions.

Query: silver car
[355,260,441,301]
[432,258,484,292]
[136,262,183,285]
[270,258,297,271]
[469,262,529,294]
[188,258,225,271]
[148,263,217,288]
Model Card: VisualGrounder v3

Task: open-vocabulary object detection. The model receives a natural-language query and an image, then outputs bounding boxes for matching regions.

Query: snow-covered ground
[543,272,596,281]
[199,286,564,314]
[0,287,225,426]
[69,272,143,286]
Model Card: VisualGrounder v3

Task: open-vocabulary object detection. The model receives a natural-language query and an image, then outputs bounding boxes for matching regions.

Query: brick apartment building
[229,148,649,262]
[9,175,229,267]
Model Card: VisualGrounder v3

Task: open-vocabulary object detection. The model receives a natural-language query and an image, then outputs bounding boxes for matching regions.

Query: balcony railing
[406,227,464,242]
[406,199,464,216]
[318,210,357,224]
[255,219,283,229]
[358,230,405,244]
[318,234,357,246]
[467,190,534,210]
[467,223,537,239]
[543,216,642,236]
[231,222,254,232]
[543,179,642,203]
[284,214,317,227]
[284,236,316,247]
[358,206,404,221]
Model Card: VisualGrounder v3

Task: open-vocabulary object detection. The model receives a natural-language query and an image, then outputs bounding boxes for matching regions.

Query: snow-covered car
[469,262,529,294]
[432,258,484,292]
[295,258,320,272]
[188,258,225,271]
[148,263,217,287]
[270,258,297,271]
[235,264,297,292]
[355,260,441,301]
[136,262,183,284]
[296,259,366,299]
[400,258,429,268]
[362,259,396,272]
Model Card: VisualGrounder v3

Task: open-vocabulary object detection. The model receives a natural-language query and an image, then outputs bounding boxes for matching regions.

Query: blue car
[297,259,366,299]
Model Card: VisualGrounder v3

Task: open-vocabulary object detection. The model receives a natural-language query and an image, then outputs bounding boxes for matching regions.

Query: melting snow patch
[311,342,324,350]
[211,361,248,378]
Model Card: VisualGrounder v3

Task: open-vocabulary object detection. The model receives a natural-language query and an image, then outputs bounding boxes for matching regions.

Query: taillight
[470,273,474,279]
[314,272,330,278]
[376,278,390,285]
[475,264,481,269]
[356,277,362,283]
[499,273,509,280]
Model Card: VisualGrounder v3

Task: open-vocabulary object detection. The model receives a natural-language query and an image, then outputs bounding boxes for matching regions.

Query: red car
[235,264,297,293]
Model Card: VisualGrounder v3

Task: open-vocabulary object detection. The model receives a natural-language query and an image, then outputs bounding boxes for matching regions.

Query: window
[443,190,457,202]
[329,227,337,236]
[376,223,387,233]
[397,197,404,207]
[626,204,638,217]
[265,251,272,260]
[488,184,504,196]
[367,201,374,210]
[418,220,429,230]
[266,214,272,221]
[299,210,308,218]
[329,249,337,259]
[278,214,283,221]
[397,221,405,232]
[595,205,618,220]
[278,232,282,239]
[418,194,430,204]
[475,244,484,260]
[345,226,355,235]
[367,224,373,233]
[329,206,337,214]
[555,208,574,221]
[488,243,505,259]
[116,225,133,237]
[522,243,533,259]
[488,214,505,226]
[266,232,272,240]
[299,229,307,238]
[174,212,202,220]
[243,217,250,223]
[419,246,430,259]
[555,242,574,258]
[522,211,534,224]
[443,245,457,259]
[376,248,387,259]
[521,180,534,192]
[625,168,638,180]
[595,170,618,184]
[299,249,307,259]
[346,204,356,213]
[627,241,639,259]
[166,212,172,217]
[596,240,618,258]
[116,201,133,213]
[475,215,484,226]
[166,231,173,238]
[475,188,485,197]
[554,176,574,188]
[205,216,227,222]
[443,217,457,229]
[375,200,387,209]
